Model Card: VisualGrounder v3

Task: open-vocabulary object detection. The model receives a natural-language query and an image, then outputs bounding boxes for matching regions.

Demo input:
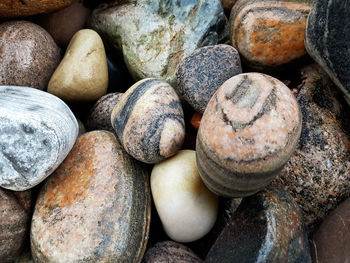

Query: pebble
[0,20,61,91]
[221,0,238,15]
[176,44,242,114]
[111,78,185,164]
[0,86,78,191]
[31,131,151,263]
[48,29,108,101]
[197,73,302,197]
[206,188,311,263]
[151,150,218,243]
[305,0,350,106]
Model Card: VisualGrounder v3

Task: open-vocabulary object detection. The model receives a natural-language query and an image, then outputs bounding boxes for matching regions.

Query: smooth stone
[144,241,203,263]
[111,78,185,164]
[0,20,61,91]
[0,86,78,191]
[271,64,350,229]
[176,44,242,114]
[197,73,302,197]
[221,0,238,15]
[31,131,151,263]
[48,29,108,101]
[90,0,227,86]
[206,188,311,263]
[305,0,350,106]
[151,150,218,242]
[77,119,86,137]
[86,92,123,132]
[230,0,311,70]
[191,112,202,130]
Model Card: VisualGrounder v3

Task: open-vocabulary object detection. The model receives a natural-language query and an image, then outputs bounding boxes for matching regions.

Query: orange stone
[190,112,202,130]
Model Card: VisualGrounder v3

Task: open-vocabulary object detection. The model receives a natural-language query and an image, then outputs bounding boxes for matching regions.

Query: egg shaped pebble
[111,78,185,164]
[0,86,78,191]
[196,73,302,198]
[151,150,218,243]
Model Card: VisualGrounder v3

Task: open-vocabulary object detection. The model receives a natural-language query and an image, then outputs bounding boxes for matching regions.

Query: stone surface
[176,44,242,114]
[90,0,227,86]
[151,150,218,242]
[0,20,61,91]
[31,131,151,263]
[230,0,311,70]
[305,0,350,106]
[206,188,311,263]
[191,112,202,130]
[271,64,350,229]
[77,119,85,137]
[144,241,203,263]
[197,73,302,197]
[48,29,108,101]
[86,92,123,132]
[0,86,78,191]
[112,78,185,164]
[221,0,238,15]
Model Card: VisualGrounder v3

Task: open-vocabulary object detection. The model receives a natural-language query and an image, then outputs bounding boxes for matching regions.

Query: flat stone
[0,86,78,191]
[31,131,151,262]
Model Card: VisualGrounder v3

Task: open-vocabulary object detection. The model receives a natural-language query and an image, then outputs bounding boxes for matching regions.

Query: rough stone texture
[0,189,33,263]
[206,188,311,263]
[31,131,151,263]
[90,0,227,86]
[111,78,185,164]
[86,92,123,132]
[197,73,302,197]
[230,0,311,70]
[305,0,350,106]
[0,86,78,191]
[176,44,242,114]
[310,198,350,263]
[271,64,350,229]
[0,20,61,91]
[144,241,203,263]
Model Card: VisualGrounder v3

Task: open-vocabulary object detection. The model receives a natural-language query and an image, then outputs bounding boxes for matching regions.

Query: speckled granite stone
[0,21,61,91]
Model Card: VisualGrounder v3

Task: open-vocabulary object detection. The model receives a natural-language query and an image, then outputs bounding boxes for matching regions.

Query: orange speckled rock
[196,73,302,197]
[229,0,311,69]
[31,131,151,263]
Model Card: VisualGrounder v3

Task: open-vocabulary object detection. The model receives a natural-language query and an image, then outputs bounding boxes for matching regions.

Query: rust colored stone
[221,0,238,15]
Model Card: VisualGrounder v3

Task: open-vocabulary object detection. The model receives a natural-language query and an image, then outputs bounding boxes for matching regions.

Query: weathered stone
[0,86,78,191]
[0,20,61,91]
[31,131,151,262]
[206,188,311,263]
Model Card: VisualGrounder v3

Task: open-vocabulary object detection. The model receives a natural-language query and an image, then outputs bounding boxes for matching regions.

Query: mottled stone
[31,131,151,262]
[197,73,302,197]
[305,0,350,106]
[271,64,350,229]
[90,0,227,86]
[176,44,242,114]
[144,241,203,263]
[112,78,185,164]
[86,92,123,132]
[206,188,311,263]
[0,21,61,91]
[0,86,78,191]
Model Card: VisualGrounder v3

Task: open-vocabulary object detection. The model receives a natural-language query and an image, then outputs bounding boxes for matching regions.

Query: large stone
[31,131,151,262]
[90,0,227,86]
[0,86,78,191]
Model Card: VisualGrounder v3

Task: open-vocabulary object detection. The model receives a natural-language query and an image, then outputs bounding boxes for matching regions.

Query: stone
[31,131,151,262]
[190,112,202,130]
[197,73,302,197]
[48,29,108,101]
[144,241,203,263]
[221,0,238,15]
[151,150,218,242]
[0,86,78,191]
[86,92,123,132]
[271,64,350,229]
[229,0,311,70]
[0,20,61,91]
[90,0,227,86]
[305,0,350,106]
[111,78,185,164]
[176,44,242,114]
[206,188,311,263]
[310,198,350,263]
[77,119,85,137]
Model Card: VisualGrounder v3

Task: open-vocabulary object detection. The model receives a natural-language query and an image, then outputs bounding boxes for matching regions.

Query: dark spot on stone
[21,124,35,134]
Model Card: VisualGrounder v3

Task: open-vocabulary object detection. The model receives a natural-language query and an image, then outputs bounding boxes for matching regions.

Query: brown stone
[221,0,238,15]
